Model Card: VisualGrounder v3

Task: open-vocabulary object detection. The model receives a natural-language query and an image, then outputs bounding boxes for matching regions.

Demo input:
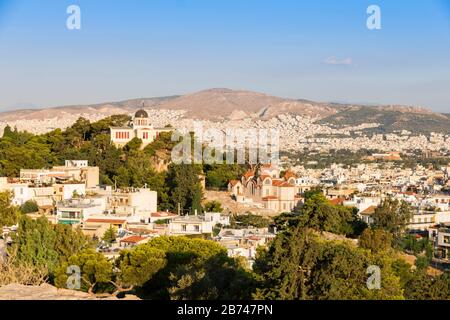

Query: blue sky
[0,0,449,112]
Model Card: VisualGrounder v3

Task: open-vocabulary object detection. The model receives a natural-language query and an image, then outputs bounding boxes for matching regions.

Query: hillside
[0,284,139,300]
[318,105,450,134]
[0,88,448,134]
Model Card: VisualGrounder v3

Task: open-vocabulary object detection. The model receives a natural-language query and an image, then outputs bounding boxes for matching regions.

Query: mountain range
[0,88,448,134]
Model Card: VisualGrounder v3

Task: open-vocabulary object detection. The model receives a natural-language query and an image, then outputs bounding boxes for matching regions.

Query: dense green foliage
[136,236,256,300]
[276,192,367,238]
[20,200,39,214]
[54,236,255,298]
[203,200,224,213]
[165,164,204,213]
[359,228,393,253]
[55,249,114,293]
[102,226,117,244]
[253,226,404,300]
[398,234,433,257]
[317,107,450,135]
[0,191,20,228]
[230,213,271,229]
[204,164,246,189]
[371,198,414,241]
[118,246,167,288]
[11,215,92,274]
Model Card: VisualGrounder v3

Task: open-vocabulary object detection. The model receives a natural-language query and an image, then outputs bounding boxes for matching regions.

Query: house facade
[110,109,172,148]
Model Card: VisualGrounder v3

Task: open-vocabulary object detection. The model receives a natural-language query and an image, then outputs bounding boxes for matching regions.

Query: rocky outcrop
[0,284,140,300]
[0,239,6,265]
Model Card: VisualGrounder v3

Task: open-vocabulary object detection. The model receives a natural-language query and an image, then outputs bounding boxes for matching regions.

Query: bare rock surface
[0,283,140,300]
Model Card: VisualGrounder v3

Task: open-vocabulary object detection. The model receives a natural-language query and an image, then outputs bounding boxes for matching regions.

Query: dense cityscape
[1,1,450,314]
[0,109,449,301]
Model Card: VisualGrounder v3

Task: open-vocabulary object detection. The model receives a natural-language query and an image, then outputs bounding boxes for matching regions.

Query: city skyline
[0,0,450,113]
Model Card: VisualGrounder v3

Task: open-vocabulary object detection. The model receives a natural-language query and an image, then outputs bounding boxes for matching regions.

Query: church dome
[135,109,148,118]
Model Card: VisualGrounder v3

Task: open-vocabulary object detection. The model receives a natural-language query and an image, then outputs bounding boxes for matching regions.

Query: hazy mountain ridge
[318,105,450,134]
[0,89,448,134]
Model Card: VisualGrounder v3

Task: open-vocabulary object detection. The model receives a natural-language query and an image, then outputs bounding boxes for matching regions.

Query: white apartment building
[429,224,450,263]
[168,212,230,236]
[109,188,158,217]
[56,198,107,225]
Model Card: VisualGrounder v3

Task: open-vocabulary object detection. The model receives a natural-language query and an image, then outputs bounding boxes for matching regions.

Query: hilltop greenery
[2,115,449,300]
[0,115,244,213]
[317,107,450,135]
[2,188,450,300]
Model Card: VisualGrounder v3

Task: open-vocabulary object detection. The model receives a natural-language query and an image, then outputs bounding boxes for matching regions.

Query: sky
[0,0,449,113]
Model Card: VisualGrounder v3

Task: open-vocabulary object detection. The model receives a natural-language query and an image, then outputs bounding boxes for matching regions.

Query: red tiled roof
[329,198,345,206]
[271,180,284,186]
[243,171,254,180]
[399,191,417,196]
[262,196,279,201]
[120,235,146,244]
[360,206,376,216]
[228,180,240,187]
[151,212,177,218]
[284,171,296,179]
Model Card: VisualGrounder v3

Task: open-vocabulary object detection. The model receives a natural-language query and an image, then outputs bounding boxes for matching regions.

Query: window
[194,225,200,232]
[182,225,187,232]
[143,132,149,139]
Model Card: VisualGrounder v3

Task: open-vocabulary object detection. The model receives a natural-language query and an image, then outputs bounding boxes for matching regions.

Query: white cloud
[325,56,353,65]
